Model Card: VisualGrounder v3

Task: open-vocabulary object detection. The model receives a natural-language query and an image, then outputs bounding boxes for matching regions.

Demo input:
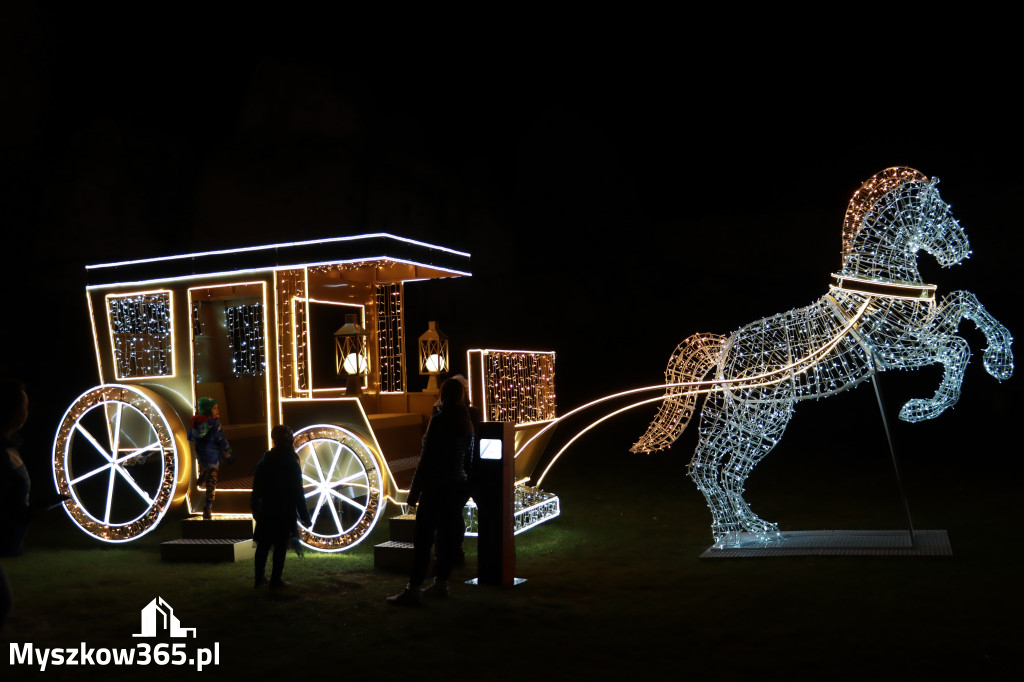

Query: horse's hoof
[899,398,945,423]
[983,348,1014,381]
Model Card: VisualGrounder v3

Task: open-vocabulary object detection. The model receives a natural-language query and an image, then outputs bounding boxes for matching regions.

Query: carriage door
[189,283,270,477]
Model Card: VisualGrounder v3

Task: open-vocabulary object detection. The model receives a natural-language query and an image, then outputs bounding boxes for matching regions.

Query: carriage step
[160,538,256,563]
[373,540,414,572]
[389,514,416,543]
[181,517,255,539]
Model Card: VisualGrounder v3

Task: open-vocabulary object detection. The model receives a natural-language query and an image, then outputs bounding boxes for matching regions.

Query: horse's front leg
[898,334,970,422]
[934,290,1014,381]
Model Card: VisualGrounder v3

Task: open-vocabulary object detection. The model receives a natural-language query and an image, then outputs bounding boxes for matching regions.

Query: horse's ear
[841,167,929,260]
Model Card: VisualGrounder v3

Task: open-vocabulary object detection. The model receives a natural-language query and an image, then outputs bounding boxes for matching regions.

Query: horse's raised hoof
[983,346,1014,381]
[899,398,946,423]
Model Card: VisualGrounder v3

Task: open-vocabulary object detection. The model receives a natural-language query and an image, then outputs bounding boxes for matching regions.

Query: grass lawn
[3,407,1020,681]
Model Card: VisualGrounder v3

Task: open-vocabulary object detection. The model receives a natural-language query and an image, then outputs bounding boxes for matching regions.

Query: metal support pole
[870,369,916,547]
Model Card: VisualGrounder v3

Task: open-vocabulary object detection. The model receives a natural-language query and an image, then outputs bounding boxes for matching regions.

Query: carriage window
[227,303,266,377]
[107,292,174,378]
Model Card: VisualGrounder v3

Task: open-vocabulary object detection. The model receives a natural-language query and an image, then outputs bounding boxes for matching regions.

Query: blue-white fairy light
[631,168,1014,545]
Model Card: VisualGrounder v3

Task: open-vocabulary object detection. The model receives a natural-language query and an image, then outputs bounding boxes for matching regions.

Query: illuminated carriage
[52,234,560,551]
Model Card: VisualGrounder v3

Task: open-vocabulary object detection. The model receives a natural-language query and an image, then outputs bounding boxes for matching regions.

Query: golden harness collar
[830,273,936,301]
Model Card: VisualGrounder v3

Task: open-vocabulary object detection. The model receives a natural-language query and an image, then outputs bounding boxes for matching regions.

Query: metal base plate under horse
[699,529,952,558]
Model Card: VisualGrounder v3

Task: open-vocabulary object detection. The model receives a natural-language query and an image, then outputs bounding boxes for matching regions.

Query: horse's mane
[841,167,928,260]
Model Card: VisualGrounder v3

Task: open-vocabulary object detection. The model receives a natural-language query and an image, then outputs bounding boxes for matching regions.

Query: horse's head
[909,178,971,268]
[841,168,972,282]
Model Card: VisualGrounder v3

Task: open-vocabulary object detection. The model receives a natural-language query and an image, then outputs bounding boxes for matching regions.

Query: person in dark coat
[188,397,232,520]
[251,425,312,589]
[1,379,66,629]
[388,378,474,605]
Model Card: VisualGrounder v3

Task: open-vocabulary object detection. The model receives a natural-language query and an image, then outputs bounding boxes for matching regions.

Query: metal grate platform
[699,529,952,558]
[161,538,256,563]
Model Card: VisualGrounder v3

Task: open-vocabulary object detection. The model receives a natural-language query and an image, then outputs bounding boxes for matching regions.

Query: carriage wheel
[293,424,384,552]
[53,385,186,543]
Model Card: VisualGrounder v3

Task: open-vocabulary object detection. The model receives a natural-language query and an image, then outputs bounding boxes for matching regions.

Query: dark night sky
[2,8,1020,460]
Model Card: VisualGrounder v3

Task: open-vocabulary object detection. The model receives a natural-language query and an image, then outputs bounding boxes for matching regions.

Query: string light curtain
[376,283,404,393]
[108,292,173,378]
[483,351,556,424]
[227,303,265,377]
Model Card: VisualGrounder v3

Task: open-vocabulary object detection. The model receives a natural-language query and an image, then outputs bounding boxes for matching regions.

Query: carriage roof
[84,232,472,289]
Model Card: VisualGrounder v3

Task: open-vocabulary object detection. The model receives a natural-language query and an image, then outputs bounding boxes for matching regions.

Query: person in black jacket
[251,425,312,589]
[1,379,66,629]
[388,378,474,605]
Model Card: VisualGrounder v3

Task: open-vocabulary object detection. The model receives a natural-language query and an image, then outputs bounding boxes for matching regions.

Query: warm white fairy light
[376,283,405,393]
[59,234,474,550]
[631,168,1014,545]
[292,424,384,552]
[52,385,183,543]
[472,350,556,424]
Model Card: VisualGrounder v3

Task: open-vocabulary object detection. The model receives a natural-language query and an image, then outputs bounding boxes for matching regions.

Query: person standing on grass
[0,378,67,629]
[189,397,232,520]
[388,377,474,606]
[251,425,312,589]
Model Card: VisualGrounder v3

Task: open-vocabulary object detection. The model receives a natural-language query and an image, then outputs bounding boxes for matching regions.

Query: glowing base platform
[463,486,561,537]
[699,530,951,558]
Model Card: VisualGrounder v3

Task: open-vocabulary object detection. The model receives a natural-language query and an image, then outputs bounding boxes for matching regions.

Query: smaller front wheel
[293,425,384,552]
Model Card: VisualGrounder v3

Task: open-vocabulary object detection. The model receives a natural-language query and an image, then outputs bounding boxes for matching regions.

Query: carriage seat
[194,381,267,440]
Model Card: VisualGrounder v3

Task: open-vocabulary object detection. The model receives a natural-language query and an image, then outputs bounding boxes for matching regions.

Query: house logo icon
[133,597,196,638]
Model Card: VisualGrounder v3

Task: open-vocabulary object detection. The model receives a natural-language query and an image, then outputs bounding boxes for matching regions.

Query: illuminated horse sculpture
[630,167,1013,544]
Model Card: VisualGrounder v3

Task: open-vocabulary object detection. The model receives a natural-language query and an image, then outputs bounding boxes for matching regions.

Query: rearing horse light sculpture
[630,167,1013,545]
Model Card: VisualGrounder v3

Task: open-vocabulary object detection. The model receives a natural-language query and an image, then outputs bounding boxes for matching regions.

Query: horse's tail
[631,332,725,453]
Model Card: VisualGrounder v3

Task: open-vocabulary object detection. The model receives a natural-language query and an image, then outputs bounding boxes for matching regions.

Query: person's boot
[421,578,449,598]
[203,505,212,521]
[386,584,421,606]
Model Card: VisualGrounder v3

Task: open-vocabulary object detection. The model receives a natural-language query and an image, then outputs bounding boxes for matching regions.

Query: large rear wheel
[53,385,187,542]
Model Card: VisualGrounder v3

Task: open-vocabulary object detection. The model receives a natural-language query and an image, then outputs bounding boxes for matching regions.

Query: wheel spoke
[310,447,328,484]
[327,488,366,512]
[327,470,367,489]
[309,490,327,526]
[325,491,344,533]
[110,402,124,458]
[114,463,155,506]
[70,462,113,485]
[326,441,343,484]
[75,422,114,461]
[114,442,161,465]
[103,466,117,524]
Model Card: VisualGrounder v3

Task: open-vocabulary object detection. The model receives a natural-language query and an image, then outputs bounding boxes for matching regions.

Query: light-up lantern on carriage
[418,321,448,391]
[334,313,368,395]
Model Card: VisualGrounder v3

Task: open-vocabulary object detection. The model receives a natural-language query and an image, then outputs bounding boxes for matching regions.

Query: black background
[2,7,1019,485]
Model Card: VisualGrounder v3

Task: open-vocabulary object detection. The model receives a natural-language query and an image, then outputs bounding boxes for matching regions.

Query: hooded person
[251,425,312,588]
[188,397,232,520]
